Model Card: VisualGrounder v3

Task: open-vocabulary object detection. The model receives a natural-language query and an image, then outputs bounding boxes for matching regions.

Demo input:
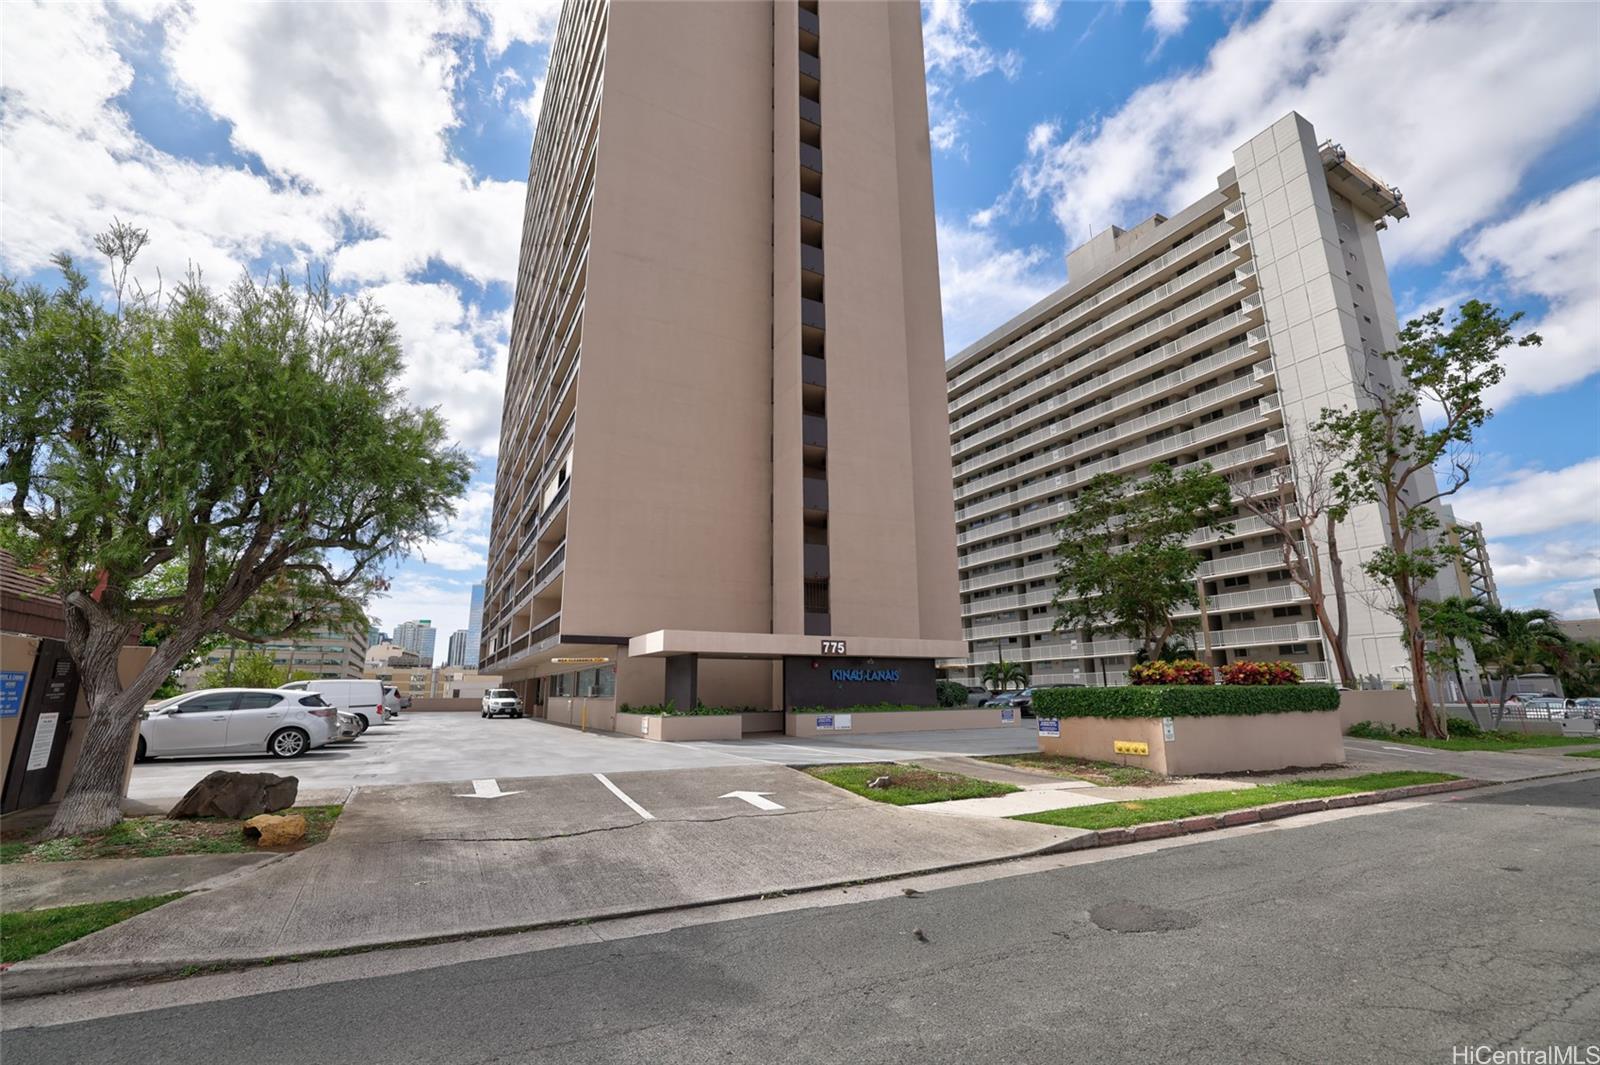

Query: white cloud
[1454,458,1600,538]
[938,218,1059,354]
[1459,178,1600,410]
[1014,2,1600,267]
[922,0,1020,154]
[1488,539,1600,588]
[469,0,562,59]
[1025,0,1062,31]
[1146,0,1190,42]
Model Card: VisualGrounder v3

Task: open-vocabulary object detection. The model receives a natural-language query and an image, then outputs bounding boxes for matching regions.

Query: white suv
[481,688,524,718]
[139,688,338,760]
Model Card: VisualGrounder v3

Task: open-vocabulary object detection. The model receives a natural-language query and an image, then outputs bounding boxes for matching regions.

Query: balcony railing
[801,243,824,276]
[802,413,828,449]
[799,51,820,81]
[800,192,824,223]
[799,96,821,127]
[535,542,566,586]
[801,297,826,329]
[800,143,822,174]
[804,543,830,581]
[801,354,826,388]
[803,476,828,514]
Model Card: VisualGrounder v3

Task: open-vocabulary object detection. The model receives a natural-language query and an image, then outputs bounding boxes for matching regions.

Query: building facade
[445,629,470,668]
[189,620,368,687]
[464,583,484,669]
[480,0,963,722]
[392,620,437,667]
[947,112,1454,692]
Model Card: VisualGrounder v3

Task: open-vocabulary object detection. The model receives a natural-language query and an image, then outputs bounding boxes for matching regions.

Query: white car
[481,688,524,718]
[139,688,338,760]
[281,678,390,731]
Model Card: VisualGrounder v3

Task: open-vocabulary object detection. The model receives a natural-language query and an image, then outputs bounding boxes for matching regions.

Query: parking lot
[126,712,1038,804]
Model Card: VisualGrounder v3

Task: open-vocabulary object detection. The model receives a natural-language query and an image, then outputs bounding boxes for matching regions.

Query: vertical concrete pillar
[666,654,699,711]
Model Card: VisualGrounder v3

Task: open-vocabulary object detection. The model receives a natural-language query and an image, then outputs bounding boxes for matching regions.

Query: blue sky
[3,1,1597,661]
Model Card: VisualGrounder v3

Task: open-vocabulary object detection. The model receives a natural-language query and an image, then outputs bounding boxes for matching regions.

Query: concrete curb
[0,828,1091,1000]
[1047,778,1488,852]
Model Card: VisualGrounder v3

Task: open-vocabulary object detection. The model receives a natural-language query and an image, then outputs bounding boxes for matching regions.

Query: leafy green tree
[1557,640,1600,699]
[1,223,471,837]
[202,649,288,690]
[1476,606,1569,723]
[1418,596,1489,705]
[981,657,1027,692]
[1053,463,1233,664]
[1315,301,1539,738]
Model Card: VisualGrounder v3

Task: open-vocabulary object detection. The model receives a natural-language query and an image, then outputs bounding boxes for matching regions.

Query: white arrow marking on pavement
[720,791,784,811]
[455,778,523,799]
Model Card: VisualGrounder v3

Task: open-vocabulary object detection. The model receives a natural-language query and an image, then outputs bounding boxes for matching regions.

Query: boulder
[167,771,299,820]
[243,813,308,847]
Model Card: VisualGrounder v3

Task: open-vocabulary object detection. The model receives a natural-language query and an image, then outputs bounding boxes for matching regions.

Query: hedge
[618,702,747,717]
[790,703,954,714]
[1030,684,1340,719]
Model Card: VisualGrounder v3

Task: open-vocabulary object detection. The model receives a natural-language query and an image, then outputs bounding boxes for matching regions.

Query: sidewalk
[2,853,282,912]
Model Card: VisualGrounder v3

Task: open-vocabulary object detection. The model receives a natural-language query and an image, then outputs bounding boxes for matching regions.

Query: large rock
[242,813,307,847]
[167,771,298,820]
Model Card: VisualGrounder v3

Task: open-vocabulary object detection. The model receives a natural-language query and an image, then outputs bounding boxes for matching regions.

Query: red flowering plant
[1219,660,1303,686]
[1128,659,1214,686]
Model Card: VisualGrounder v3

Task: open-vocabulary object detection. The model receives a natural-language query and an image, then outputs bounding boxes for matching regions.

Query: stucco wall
[1039,709,1345,775]
[786,706,1003,736]
[617,712,743,743]
[1336,689,1417,732]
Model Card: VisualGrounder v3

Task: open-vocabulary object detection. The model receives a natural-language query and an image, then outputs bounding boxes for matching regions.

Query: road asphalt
[8,771,1596,1063]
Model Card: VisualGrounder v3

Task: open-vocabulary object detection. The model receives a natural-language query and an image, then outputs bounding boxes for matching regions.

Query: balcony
[798,6,819,38]
[799,96,821,128]
[802,354,826,388]
[804,543,830,581]
[535,542,566,587]
[800,192,824,223]
[802,412,828,449]
[801,297,826,330]
[803,475,828,516]
[800,142,823,175]
[801,243,824,277]
[805,611,831,636]
[799,51,821,83]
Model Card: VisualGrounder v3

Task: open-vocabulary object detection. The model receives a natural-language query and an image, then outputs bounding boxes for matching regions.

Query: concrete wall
[786,706,1005,736]
[617,712,743,743]
[409,698,481,713]
[545,695,617,733]
[1039,710,1345,775]
[1336,689,1417,733]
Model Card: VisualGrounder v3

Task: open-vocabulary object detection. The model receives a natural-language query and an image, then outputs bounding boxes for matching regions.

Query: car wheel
[481,709,489,717]
[269,728,309,759]
[136,737,150,762]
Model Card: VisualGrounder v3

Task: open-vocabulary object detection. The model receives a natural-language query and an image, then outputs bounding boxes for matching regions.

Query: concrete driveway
[125,713,1038,803]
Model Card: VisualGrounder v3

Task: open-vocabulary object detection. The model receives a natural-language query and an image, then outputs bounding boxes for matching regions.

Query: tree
[1315,301,1540,738]
[1476,606,1569,723]
[1053,462,1233,663]
[202,649,288,690]
[1,224,472,837]
[1557,640,1600,699]
[982,657,1027,692]
[1232,430,1355,686]
[1418,596,1489,706]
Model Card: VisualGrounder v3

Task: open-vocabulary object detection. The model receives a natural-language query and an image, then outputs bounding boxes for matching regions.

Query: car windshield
[488,689,516,698]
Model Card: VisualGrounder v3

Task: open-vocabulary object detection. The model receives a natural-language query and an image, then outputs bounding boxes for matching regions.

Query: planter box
[616,712,743,743]
[786,707,1007,737]
[1336,690,1416,733]
[1038,709,1344,775]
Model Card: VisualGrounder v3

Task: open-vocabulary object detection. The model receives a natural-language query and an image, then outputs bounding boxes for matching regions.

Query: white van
[281,679,390,731]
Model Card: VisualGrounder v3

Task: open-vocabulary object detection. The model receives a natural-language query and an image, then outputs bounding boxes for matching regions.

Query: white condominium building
[947,112,1447,690]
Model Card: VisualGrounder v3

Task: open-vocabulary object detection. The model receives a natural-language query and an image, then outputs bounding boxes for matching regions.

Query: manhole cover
[1089,901,1201,934]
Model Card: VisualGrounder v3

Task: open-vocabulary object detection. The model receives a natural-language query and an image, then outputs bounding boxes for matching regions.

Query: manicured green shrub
[1219,660,1302,685]
[790,703,949,714]
[935,680,970,707]
[1345,720,1395,739]
[1446,716,1482,737]
[1128,659,1213,685]
[1032,684,1340,719]
[621,701,745,717]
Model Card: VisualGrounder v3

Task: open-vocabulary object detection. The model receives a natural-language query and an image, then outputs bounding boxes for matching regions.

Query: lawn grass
[1,893,185,964]
[0,805,342,864]
[806,763,1019,805]
[978,753,1165,788]
[1012,771,1459,831]
[1365,732,1600,752]
[1564,749,1600,760]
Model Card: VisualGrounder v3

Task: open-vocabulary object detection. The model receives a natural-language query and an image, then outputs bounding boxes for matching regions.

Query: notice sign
[0,670,26,717]
[815,714,834,730]
[26,712,60,770]
[814,714,852,731]
[1162,716,1176,741]
[1000,707,1015,723]
[641,717,650,734]
[1113,740,1150,756]
[1038,718,1060,737]
[834,714,851,731]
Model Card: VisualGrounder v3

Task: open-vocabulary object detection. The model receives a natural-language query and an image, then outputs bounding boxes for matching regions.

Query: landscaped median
[786,703,1013,737]
[804,763,1020,805]
[1347,720,1600,753]
[1030,684,1344,775]
[0,805,343,864]
[1011,771,1475,847]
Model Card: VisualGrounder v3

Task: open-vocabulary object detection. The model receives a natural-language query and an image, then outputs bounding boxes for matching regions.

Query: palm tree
[981,657,1027,693]
[1476,606,1570,724]
[1557,639,1600,699]
[1418,596,1489,706]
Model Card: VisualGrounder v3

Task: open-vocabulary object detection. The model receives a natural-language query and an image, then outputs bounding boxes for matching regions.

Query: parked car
[381,685,405,718]
[982,692,1022,708]
[281,678,390,730]
[138,688,337,760]
[330,710,364,743]
[1573,698,1600,719]
[481,688,524,718]
[964,685,989,706]
[1520,697,1568,719]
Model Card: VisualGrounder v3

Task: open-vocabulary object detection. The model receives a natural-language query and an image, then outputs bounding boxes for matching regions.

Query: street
[124,714,1038,803]
[10,773,1597,1064]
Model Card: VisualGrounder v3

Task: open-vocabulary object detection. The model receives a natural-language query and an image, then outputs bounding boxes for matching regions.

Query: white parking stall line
[594,773,655,820]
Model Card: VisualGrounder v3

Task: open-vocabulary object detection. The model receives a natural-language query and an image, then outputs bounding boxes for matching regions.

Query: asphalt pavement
[9,771,1597,1064]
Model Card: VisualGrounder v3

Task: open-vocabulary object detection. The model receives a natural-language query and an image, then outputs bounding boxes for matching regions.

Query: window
[235,694,284,710]
[1277,644,1309,655]
[1272,606,1303,618]
[179,694,237,713]
[300,694,331,707]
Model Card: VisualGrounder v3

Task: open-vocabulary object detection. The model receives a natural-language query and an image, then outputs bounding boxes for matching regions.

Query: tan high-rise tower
[481,0,963,726]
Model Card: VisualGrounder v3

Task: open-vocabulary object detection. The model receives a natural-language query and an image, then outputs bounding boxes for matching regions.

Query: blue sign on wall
[1001,707,1015,723]
[0,670,27,718]
[1038,718,1060,737]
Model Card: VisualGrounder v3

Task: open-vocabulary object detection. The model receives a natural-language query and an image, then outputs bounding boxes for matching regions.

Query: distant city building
[368,626,388,647]
[365,641,422,669]
[363,667,503,701]
[465,582,484,670]
[188,619,367,688]
[948,112,1461,690]
[392,619,437,666]
[445,629,470,668]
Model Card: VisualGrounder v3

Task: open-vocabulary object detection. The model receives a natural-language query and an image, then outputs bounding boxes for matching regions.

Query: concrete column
[665,654,699,711]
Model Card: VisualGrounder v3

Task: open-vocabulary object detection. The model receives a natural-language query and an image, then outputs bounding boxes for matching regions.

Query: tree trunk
[1494,672,1509,727]
[1404,597,1446,739]
[1450,652,1470,715]
[1324,514,1354,685]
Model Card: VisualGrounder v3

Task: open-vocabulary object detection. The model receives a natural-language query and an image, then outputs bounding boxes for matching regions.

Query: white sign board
[1162,716,1176,742]
[641,716,650,734]
[26,712,60,770]
[834,713,851,731]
